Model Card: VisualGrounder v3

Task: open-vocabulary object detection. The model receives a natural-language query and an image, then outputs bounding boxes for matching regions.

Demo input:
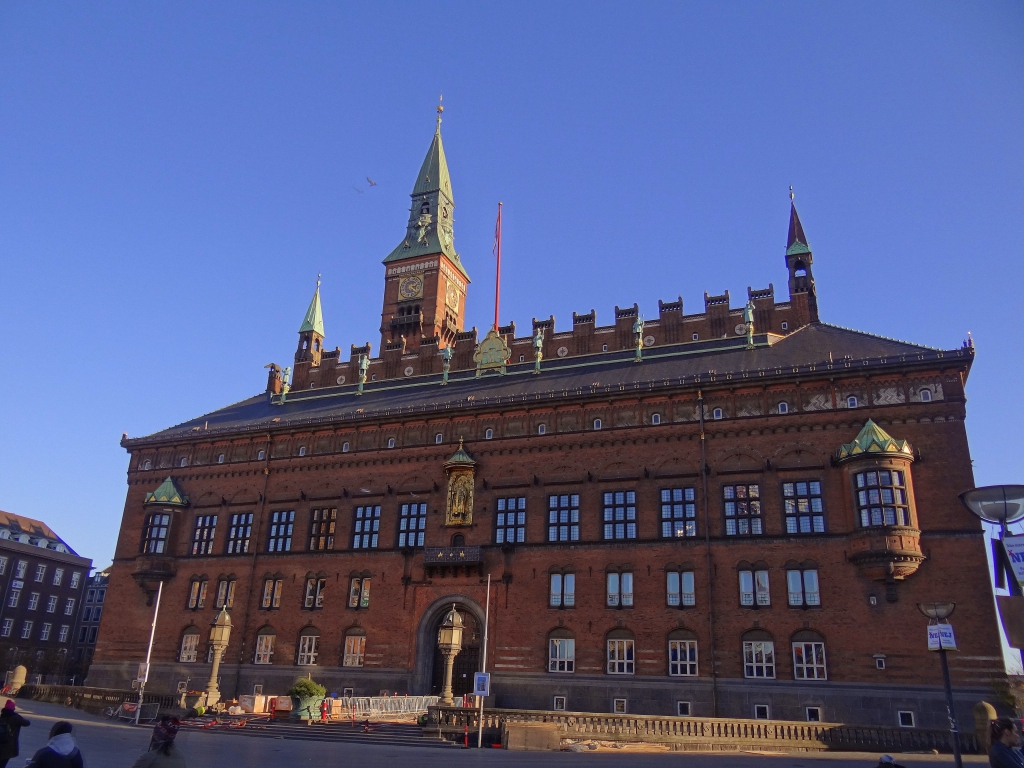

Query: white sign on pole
[137,662,150,683]
[473,672,490,698]
[927,623,957,651]
[927,624,941,651]
[1003,536,1024,586]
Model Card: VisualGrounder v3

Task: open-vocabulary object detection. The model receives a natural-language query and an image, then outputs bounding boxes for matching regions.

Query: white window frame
[651,413,661,425]
[52,568,63,586]
[70,571,80,589]
[348,577,370,609]
[216,579,236,609]
[435,433,443,444]
[343,634,366,667]
[847,396,858,408]
[537,423,546,435]
[792,641,827,680]
[606,638,635,674]
[179,633,199,662]
[898,711,915,728]
[28,593,40,610]
[304,578,326,609]
[64,598,75,615]
[297,634,319,666]
[484,428,494,440]
[739,570,770,607]
[754,704,770,719]
[787,569,820,607]
[261,578,283,609]
[342,442,350,453]
[593,418,602,430]
[806,707,822,722]
[58,625,69,643]
[20,621,33,639]
[387,438,396,448]
[254,633,275,664]
[16,561,27,578]
[1,619,12,638]
[548,637,575,672]
[40,623,51,641]
[46,596,57,613]
[777,402,789,414]
[669,639,698,676]
[712,408,723,420]
[553,696,567,710]
[677,701,691,716]
[549,573,575,608]
[606,572,633,608]
[667,571,695,607]
[34,564,46,582]
[743,640,776,678]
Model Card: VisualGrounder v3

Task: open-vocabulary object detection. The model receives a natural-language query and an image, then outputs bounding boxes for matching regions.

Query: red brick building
[91,116,1004,728]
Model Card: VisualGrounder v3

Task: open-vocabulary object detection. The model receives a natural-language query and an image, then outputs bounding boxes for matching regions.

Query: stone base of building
[86,661,1001,731]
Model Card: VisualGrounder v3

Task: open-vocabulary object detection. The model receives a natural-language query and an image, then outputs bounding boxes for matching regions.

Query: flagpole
[477,573,491,748]
[493,203,502,332]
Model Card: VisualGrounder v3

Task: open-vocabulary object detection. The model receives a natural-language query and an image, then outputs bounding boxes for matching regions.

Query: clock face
[445,282,460,310]
[399,275,424,300]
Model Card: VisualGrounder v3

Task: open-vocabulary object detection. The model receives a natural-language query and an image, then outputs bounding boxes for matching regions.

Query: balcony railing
[423,546,482,565]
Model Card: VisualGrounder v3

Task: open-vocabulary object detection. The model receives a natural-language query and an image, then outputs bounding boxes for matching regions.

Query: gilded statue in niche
[446,469,474,526]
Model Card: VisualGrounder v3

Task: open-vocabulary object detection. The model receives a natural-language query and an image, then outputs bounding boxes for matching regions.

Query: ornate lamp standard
[204,607,232,707]
[917,602,962,768]
[437,605,464,707]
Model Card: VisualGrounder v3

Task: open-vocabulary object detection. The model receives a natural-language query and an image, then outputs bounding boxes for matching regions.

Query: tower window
[781,322,788,331]
[217,454,225,464]
[651,413,661,425]
[435,433,443,444]
[712,408,723,420]
[855,470,910,527]
[342,442,350,453]
[537,423,546,435]
[519,355,525,362]
[847,396,858,408]
[142,460,152,470]
[298,446,306,456]
[692,333,699,341]
[387,438,396,448]
[602,344,608,352]
[179,458,188,467]
[919,388,932,402]
[777,402,788,414]
[485,428,494,440]
[593,418,602,430]
[257,450,266,460]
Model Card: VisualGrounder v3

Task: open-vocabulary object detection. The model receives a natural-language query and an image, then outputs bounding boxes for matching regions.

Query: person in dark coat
[990,717,1024,768]
[24,721,82,768]
[0,699,30,768]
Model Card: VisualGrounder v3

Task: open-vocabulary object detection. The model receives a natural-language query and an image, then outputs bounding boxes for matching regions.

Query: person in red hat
[0,699,31,768]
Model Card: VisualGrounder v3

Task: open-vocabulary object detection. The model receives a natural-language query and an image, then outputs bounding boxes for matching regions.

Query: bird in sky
[353,186,364,195]
[367,177,377,187]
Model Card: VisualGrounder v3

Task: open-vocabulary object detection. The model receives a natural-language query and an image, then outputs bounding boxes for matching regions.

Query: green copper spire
[298,277,324,336]
[383,101,469,279]
[144,477,189,507]
[834,420,914,463]
[786,187,811,257]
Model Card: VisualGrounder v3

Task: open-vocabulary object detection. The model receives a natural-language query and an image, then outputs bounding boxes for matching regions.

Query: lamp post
[204,606,232,708]
[437,605,464,707]
[918,602,962,768]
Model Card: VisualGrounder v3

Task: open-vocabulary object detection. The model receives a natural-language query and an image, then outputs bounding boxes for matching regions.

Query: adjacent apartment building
[90,115,1004,729]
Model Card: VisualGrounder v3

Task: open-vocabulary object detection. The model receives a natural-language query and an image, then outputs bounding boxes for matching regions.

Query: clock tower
[380,106,471,352]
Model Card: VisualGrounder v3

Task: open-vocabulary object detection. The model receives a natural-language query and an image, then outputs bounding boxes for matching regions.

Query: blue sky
[1,1,1022,585]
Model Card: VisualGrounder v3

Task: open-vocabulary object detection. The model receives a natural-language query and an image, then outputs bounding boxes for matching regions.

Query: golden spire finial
[316,273,321,289]
[789,185,795,203]
[437,94,444,128]
[458,436,463,450]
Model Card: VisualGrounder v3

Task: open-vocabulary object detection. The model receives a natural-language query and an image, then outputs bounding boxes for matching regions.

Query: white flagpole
[477,574,491,748]
[135,580,163,726]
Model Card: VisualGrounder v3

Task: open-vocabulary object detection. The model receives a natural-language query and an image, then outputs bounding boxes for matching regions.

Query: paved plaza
[4,699,986,767]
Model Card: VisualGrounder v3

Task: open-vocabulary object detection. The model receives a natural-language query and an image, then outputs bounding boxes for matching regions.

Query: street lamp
[204,607,232,708]
[917,601,962,768]
[437,605,464,707]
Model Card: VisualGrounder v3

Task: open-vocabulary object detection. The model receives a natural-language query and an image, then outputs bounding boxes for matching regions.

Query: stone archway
[412,594,486,696]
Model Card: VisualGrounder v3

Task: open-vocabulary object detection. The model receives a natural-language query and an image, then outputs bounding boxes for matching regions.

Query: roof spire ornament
[436,94,443,131]
[789,185,795,202]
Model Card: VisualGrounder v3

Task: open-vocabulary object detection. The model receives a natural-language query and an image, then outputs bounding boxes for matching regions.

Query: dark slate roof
[127,323,970,446]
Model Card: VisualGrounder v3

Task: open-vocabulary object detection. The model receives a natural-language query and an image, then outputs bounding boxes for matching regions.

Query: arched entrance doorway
[429,605,481,698]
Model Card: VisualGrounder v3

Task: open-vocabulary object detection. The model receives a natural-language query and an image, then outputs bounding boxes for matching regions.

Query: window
[254,632,275,664]
[496,497,526,544]
[651,413,661,425]
[40,623,51,641]
[668,630,698,676]
[142,513,171,554]
[613,698,627,713]
[70,572,80,589]
[226,513,253,554]
[847,396,858,408]
[548,630,575,672]
[92,607,102,623]
[187,580,207,610]
[191,515,218,555]
[58,625,68,643]
[667,571,695,607]
[606,631,635,674]
[15,561,27,578]
[783,481,825,533]
[52,568,63,586]
[743,634,776,678]
[20,621,33,639]
[267,510,295,551]
[875,655,887,670]
[792,632,827,680]
[352,506,381,549]
[553,696,567,710]
[297,631,320,665]
[398,503,427,547]
[787,569,820,607]
[712,408,723,420]
[387,438,396,448]
[217,453,225,463]
[46,596,57,613]
[855,470,911,527]
[179,631,199,662]
[342,442,350,452]
[739,569,770,606]
[261,578,283,609]
[537,423,546,435]
[549,573,575,607]
[919,388,933,402]
[28,593,39,611]
[898,711,915,728]
[343,631,366,667]
[180,458,187,467]
[603,490,637,540]
[593,418,602,430]
[778,402,789,414]
[257,450,266,460]
[806,707,821,722]
[0,620,11,638]
[0,557,6,575]
[692,333,699,341]
[7,591,19,608]
[304,577,326,609]
[606,571,633,608]
[724,484,762,535]
[780,322,788,331]
[348,577,371,609]
[83,607,93,622]
[484,429,493,440]
[677,701,691,716]
[661,487,696,537]
[34,564,46,582]
[63,598,75,615]
[435,433,443,444]
[548,494,580,542]
[309,508,337,550]
[298,446,306,456]
[215,579,236,609]
[97,588,105,603]
[754,704,770,719]
[143,460,152,470]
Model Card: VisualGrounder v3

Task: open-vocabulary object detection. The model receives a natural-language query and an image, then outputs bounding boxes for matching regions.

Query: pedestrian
[24,721,82,768]
[990,717,1024,768]
[0,699,30,768]
[319,698,329,724]
[877,756,906,768]
[268,696,276,720]
[131,716,186,768]
[148,716,180,751]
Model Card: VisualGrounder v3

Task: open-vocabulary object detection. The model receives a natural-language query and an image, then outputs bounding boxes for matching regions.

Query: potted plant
[287,677,326,721]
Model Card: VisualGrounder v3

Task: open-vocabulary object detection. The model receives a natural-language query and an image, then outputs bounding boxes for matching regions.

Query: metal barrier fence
[338,696,439,719]
[17,684,177,717]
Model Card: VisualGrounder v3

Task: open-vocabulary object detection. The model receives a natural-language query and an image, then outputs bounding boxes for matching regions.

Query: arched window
[847,396,858,409]
[668,628,698,676]
[919,388,932,402]
[179,457,188,467]
[217,454,225,464]
[142,460,152,470]
[651,413,661,425]
[179,627,200,662]
[548,627,575,673]
[485,428,494,440]
[257,450,266,461]
[435,433,443,444]
[298,446,306,456]
[297,627,320,666]
[387,438,396,449]
[254,627,276,664]
[538,423,546,435]
[342,442,350,453]
[593,418,602,430]
[451,533,465,547]
[791,630,827,680]
[187,578,208,610]
[606,628,635,674]
[777,402,789,414]
[343,627,366,667]
[712,408,723,420]
[742,629,775,679]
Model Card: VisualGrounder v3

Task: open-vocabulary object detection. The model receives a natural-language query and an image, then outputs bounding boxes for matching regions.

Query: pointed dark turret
[785,188,818,323]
